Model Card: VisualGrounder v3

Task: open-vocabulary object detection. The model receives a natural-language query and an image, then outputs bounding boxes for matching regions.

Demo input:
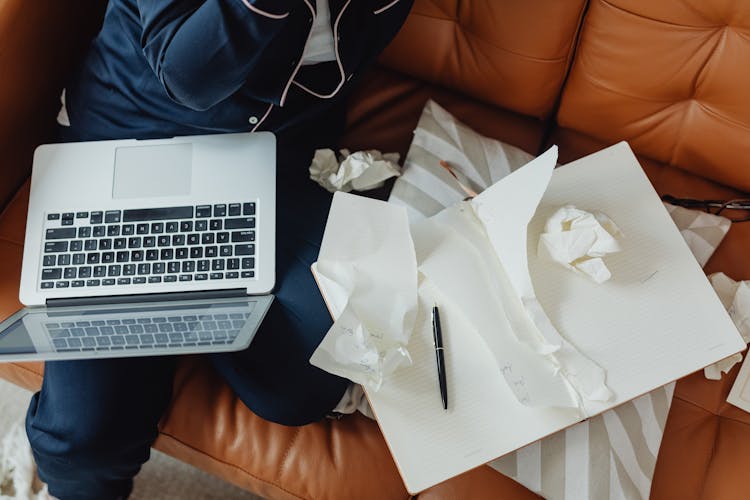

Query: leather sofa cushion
[557,0,750,192]
[377,0,587,119]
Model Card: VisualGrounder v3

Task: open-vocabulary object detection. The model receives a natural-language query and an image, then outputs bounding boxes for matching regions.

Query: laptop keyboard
[40,202,257,290]
[45,313,248,352]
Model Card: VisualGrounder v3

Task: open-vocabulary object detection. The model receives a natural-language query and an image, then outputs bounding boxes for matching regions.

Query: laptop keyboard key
[243,202,256,215]
[43,255,56,267]
[46,228,76,240]
[42,269,62,280]
[105,211,121,223]
[45,241,68,253]
[225,217,253,229]
[234,244,254,256]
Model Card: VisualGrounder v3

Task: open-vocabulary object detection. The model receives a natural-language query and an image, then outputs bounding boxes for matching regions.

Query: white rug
[0,378,262,500]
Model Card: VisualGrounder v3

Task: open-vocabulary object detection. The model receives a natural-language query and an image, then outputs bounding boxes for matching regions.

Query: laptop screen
[0,318,36,355]
[0,296,272,361]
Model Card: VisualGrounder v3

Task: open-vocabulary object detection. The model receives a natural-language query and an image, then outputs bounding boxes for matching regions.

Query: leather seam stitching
[696,100,750,132]
[599,0,725,30]
[8,362,43,379]
[407,13,569,64]
[697,415,720,499]
[582,72,686,104]
[276,426,303,480]
[156,431,306,500]
[0,236,23,247]
[675,393,720,416]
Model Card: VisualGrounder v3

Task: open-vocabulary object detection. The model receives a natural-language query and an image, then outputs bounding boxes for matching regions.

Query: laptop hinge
[45,288,248,308]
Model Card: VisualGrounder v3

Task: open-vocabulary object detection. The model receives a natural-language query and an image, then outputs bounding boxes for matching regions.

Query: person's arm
[137,0,291,111]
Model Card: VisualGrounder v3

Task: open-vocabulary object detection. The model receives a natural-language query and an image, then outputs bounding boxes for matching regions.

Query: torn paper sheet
[313,147,611,410]
[467,147,612,408]
[537,205,623,284]
[310,192,418,390]
[704,273,750,379]
[309,149,401,193]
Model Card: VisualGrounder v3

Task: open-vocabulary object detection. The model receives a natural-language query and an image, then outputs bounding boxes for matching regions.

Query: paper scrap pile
[309,149,401,193]
[538,205,623,284]
[704,273,750,379]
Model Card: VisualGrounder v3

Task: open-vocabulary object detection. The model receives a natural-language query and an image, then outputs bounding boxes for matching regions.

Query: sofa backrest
[378,0,588,120]
[557,0,750,192]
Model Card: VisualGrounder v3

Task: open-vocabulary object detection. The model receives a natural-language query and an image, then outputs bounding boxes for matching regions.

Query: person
[24,1,413,498]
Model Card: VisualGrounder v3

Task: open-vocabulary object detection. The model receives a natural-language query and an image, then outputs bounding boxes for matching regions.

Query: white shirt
[301,0,337,65]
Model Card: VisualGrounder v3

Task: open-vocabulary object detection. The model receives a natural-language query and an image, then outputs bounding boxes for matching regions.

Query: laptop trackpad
[113,143,192,199]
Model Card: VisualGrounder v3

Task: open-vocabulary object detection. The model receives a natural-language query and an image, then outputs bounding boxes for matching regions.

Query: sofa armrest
[0,0,105,212]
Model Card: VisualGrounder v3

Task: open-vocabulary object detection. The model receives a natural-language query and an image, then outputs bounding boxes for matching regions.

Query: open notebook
[312,142,744,493]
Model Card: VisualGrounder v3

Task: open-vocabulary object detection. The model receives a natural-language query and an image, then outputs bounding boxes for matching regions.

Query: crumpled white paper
[704,272,750,380]
[310,192,418,391]
[538,205,623,284]
[309,148,401,193]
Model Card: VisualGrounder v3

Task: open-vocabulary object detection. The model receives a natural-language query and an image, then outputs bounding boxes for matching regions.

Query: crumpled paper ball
[538,205,623,284]
[309,148,401,193]
[704,272,750,380]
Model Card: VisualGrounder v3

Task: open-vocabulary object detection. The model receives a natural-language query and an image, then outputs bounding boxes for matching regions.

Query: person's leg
[26,357,177,500]
[209,126,349,426]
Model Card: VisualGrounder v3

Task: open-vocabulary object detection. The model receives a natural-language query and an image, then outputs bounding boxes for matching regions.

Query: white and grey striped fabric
[387,100,730,500]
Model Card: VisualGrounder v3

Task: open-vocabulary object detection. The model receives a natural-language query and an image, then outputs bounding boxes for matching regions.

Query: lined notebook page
[527,142,743,418]
[314,142,745,493]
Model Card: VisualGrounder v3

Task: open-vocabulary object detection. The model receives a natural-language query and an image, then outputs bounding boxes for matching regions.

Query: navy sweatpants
[25,127,349,500]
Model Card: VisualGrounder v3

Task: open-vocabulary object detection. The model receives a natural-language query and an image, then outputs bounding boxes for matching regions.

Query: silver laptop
[0,132,276,362]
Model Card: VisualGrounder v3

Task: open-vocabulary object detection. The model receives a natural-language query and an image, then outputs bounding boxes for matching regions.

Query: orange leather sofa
[1,1,749,498]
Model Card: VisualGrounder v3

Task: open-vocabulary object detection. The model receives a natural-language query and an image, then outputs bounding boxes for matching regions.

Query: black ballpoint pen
[432,305,448,410]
